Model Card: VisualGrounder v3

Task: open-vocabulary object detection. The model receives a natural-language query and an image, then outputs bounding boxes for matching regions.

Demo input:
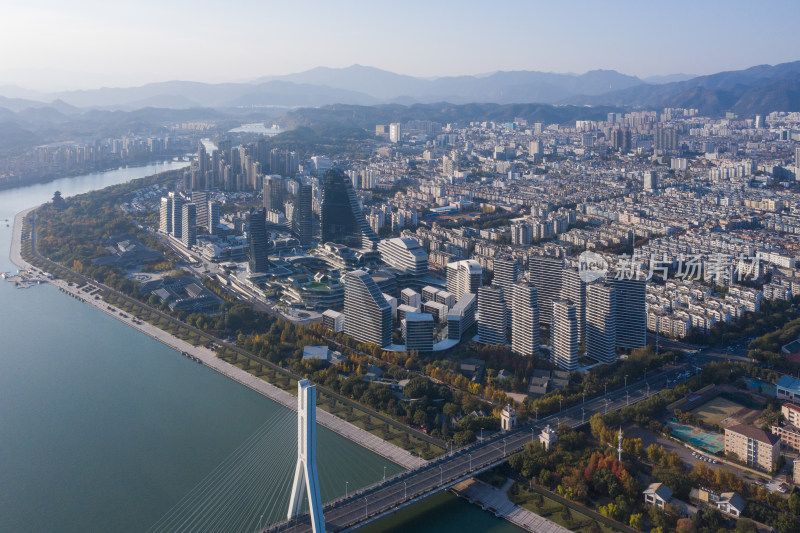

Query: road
[264,364,691,533]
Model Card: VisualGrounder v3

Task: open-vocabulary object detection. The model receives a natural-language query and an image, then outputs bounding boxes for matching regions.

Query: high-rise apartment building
[170,192,184,239]
[320,169,379,249]
[512,223,533,245]
[196,142,208,189]
[609,277,647,349]
[654,124,678,152]
[248,207,270,274]
[447,293,476,341]
[477,285,507,345]
[493,256,520,295]
[643,171,658,192]
[181,203,196,248]
[263,175,283,212]
[389,123,402,143]
[292,183,312,246]
[529,256,564,325]
[586,283,616,364]
[446,260,482,299]
[191,191,209,231]
[552,300,578,371]
[561,268,586,344]
[208,201,221,236]
[343,270,392,348]
[159,196,172,234]
[511,282,539,357]
[403,312,434,352]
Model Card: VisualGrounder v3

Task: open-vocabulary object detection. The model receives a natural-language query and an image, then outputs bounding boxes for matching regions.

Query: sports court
[667,420,725,454]
[689,396,750,427]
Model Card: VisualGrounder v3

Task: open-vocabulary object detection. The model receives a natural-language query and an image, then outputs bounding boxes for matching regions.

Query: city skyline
[2,0,800,91]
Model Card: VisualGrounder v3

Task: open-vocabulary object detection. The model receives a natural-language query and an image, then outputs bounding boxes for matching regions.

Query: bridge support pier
[287,379,325,533]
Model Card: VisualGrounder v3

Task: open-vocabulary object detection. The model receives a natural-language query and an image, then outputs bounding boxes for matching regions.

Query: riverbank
[450,478,570,533]
[9,207,421,470]
[0,156,187,193]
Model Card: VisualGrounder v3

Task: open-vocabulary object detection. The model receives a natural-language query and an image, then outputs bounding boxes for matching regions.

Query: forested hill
[279,102,623,130]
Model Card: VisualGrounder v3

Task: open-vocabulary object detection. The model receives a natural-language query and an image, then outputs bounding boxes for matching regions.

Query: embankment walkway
[450,478,571,533]
[9,208,420,470]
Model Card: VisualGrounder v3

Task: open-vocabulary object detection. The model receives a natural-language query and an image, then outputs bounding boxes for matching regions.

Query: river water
[0,162,521,532]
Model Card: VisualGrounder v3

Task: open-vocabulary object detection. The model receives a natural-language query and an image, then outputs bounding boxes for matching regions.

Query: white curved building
[446,259,482,299]
[377,237,429,280]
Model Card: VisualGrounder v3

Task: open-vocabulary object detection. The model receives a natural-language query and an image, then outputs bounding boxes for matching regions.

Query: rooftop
[725,423,780,446]
[777,375,800,393]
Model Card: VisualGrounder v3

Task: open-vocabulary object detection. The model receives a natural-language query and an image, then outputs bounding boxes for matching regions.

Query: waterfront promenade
[9,208,420,470]
[450,478,571,533]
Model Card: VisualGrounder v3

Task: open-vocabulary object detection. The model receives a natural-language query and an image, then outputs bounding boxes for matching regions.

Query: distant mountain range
[0,61,799,117]
[566,61,800,116]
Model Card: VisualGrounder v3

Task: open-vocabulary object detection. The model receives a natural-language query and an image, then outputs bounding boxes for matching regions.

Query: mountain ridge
[0,61,798,115]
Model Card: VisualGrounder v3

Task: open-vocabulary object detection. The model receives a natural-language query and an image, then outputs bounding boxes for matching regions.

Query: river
[0,162,521,532]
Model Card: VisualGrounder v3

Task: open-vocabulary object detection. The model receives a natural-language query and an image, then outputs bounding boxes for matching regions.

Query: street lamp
[469,453,473,472]
[383,466,387,481]
[364,497,368,519]
[605,398,609,414]
[346,481,349,498]
[626,391,629,406]
[503,439,507,457]
[581,407,585,425]
[439,465,443,484]
[404,480,407,500]
[625,374,628,388]
[531,427,535,443]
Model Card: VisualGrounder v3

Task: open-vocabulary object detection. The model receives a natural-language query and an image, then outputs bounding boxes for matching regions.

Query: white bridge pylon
[287,379,325,533]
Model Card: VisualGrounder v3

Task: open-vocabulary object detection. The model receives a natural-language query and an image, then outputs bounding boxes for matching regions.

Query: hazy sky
[2,0,799,90]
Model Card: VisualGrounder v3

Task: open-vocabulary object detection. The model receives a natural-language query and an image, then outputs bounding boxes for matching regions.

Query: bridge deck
[264,365,688,532]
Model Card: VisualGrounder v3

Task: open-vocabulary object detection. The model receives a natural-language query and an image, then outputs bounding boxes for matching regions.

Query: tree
[675,518,695,533]
[453,430,475,446]
[692,506,722,532]
[629,513,643,530]
[443,402,460,418]
[789,491,800,515]
[413,409,428,426]
[598,502,621,521]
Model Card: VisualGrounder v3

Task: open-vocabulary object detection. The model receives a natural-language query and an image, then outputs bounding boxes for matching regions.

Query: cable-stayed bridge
[148,364,688,533]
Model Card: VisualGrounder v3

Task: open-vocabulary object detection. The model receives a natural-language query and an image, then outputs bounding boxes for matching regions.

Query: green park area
[509,482,626,533]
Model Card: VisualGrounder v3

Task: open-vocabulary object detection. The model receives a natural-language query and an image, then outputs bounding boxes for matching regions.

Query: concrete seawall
[9,208,421,470]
